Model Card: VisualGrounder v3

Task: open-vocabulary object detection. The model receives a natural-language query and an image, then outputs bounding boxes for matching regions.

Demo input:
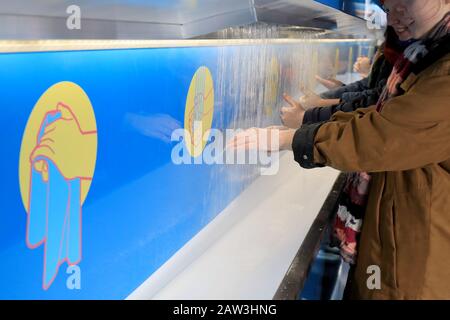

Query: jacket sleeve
[302,101,369,124]
[320,78,369,100]
[302,84,383,125]
[357,82,385,107]
[302,105,334,124]
[293,74,450,172]
[341,91,364,102]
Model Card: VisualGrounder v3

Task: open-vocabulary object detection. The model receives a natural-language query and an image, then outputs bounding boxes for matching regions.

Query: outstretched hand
[315,75,344,90]
[226,126,296,152]
[280,93,306,129]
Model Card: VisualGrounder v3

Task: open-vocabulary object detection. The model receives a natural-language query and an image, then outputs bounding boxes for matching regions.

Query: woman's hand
[299,90,324,109]
[280,93,306,129]
[354,56,371,78]
[226,127,296,152]
[315,75,344,90]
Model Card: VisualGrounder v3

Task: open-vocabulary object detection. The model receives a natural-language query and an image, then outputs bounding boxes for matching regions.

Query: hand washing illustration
[19,82,97,290]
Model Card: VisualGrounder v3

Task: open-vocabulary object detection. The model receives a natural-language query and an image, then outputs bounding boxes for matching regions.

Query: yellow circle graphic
[19,81,97,213]
[184,66,214,157]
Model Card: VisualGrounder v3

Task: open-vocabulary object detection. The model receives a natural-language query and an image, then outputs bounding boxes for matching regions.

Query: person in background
[354,56,372,78]
[280,25,413,273]
[315,55,372,90]
[314,55,373,91]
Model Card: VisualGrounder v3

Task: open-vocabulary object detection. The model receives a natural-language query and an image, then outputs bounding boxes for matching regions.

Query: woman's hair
[372,26,403,65]
[384,26,402,52]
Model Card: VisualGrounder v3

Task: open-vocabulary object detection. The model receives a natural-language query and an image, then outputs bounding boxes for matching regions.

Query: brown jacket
[297,53,450,299]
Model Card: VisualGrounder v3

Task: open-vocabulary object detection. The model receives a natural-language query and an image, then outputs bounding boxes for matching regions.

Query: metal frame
[0,0,374,39]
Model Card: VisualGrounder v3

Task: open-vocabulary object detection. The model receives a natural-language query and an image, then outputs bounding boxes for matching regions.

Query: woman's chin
[397,31,413,41]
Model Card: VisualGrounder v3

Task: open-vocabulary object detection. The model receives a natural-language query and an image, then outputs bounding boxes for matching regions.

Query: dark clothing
[319,78,369,100]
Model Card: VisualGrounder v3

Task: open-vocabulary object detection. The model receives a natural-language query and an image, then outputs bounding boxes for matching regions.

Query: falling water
[202,23,376,222]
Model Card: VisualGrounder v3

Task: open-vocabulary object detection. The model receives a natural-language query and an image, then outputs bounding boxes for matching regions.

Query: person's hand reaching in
[300,86,341,109]
[299,87,325,109]
[353,56,371,78]
[315,75,344,90]
[226,126,296,152]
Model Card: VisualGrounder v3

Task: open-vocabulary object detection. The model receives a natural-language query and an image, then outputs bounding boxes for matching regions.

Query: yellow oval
[184,66,215,158]
[19,81,97,213]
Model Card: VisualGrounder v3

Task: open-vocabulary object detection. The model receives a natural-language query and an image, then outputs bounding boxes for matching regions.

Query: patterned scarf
[333,13,450,264]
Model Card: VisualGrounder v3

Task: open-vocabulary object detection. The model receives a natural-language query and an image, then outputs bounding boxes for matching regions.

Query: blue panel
[0,47,237,299]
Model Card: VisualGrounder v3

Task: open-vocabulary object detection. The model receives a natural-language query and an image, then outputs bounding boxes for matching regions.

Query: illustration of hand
[31,103,96,181]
